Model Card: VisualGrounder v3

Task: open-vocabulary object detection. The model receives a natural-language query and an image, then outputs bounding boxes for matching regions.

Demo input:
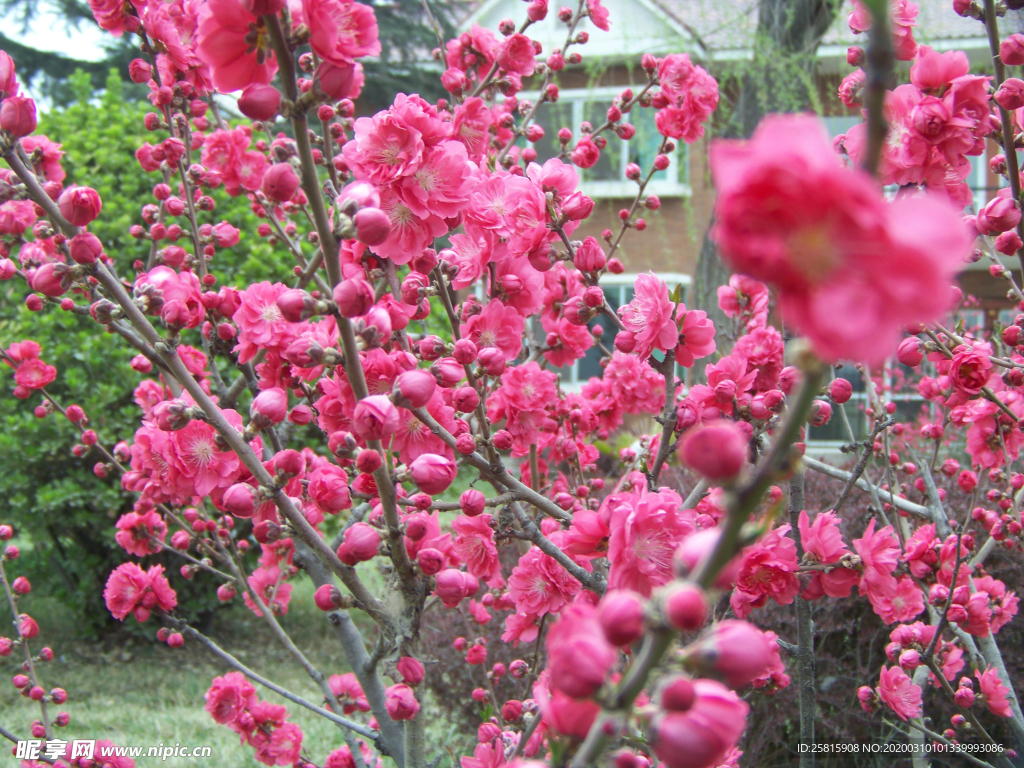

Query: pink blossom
[545,603,616,698]
[734,326,784,391]
[385,684,420,720]
[507,546,581,618]
[534,672,601,739]
[115,509,167,557]
[497,34,536,76]
[196,0,278,92]
[876,665,922,720]
[305,0,381,66]
[329,673,370,714]
[730,525,800,617]
[607,486,695,596]
[618,273,678,361]
[711,114,970,364]
[675,306,716,366]
[853,518,900,603]
[462,300,524,361]
[653,679,749,768]
[452,514,503,587]
[205,671,258,727]
[977,666,1013,718]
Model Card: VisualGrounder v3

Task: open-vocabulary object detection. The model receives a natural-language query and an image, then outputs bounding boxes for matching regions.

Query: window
[526,87,691,198]
[550,273,691,388]
[806,362,931,448]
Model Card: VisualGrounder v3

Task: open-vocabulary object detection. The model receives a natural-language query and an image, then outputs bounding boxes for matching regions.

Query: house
[455,0,1021,449]
[459,0,1020,321]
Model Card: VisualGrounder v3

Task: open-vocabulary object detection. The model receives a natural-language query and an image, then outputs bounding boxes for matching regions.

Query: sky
[3,6,110,63]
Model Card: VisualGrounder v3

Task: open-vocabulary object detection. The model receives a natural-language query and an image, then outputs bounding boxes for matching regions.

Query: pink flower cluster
[205,672,303,766]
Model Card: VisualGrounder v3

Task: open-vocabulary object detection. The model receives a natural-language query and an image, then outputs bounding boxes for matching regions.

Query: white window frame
[522,86,692,199]
[556,271,692,391]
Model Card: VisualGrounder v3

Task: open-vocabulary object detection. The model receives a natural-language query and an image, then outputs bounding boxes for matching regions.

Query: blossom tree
[0,0,1022,766]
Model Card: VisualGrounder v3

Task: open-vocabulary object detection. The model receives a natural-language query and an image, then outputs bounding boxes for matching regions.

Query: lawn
[1,580,467,767]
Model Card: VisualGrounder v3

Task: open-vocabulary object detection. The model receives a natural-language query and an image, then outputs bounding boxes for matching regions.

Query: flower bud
[678,420,748,481]
[352,395,400,441]
[0,95,37,137]
[223,483,258,518]
[660,675,696,712]
[58,186,102,226]
[417,547,445,575]
[354,207,391,246]
[665,584,708,631]
[238,83,282,120]
[314,584,345,611]
[251,387,288,426]
[688,620,773,688]
[460,488,486,517]
[598,590,646,646]
[395,369,437,409]
[1002,33,1024,65]
[337,522,381,565]
[333,278,374,318]
[262,163,300,204]
[69,232,102,264]
[397,656,425,686]
[385,684,420,721]
[829,378,853,404]
[276,289,317,322]
[409,453,457,495]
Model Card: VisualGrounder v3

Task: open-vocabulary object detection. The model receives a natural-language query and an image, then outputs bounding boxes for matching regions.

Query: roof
[650,0,999,58]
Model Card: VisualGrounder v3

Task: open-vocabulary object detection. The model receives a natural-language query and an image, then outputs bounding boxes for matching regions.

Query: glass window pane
[531,100,574,163]
[628,106,670,182]
[583,101,619,182]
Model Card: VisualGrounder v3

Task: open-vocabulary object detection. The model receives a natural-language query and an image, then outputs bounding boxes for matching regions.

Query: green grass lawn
[1,580,466,768]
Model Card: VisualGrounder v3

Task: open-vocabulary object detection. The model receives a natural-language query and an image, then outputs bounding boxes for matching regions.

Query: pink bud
[574,236,607,272]
[395,369,437,409]
[276,289,316,322]
[261,163,300,204]
[477,347,506,376]
[355,449,382,474]
[456,434,477,455]
[1002,33,1024,66]
[678,420,748,481]
[352,395,401,441]
[238,83,282,120]
[452,338,478,365]
[690,620,772,688]
[829,378,853,404]
[30,262,67,297]
[354,207,391,246]
[434,568,475,606]
[661,675,696,712]
[0,95,37,137]
[12,576,30,595]
[314,584,344,611]
[69,232,102,264]
[954,687,975,707]
[460,488,486,517]
[501,699,524,720]
[958,470,978,493]
[665,584,708,631]
[995,78,1024,111]
[333,278,374,318]
[598,590,646,646]
[397,656,425,686]
[58,186,102,226]
[251,387,288,425]
[223,483,258,518]
[417,547,445,575]
[385,684,420,720]
[337,522,381,565]
[492,430,513,451]
[896,336,924,367]
[408,453,457,495]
